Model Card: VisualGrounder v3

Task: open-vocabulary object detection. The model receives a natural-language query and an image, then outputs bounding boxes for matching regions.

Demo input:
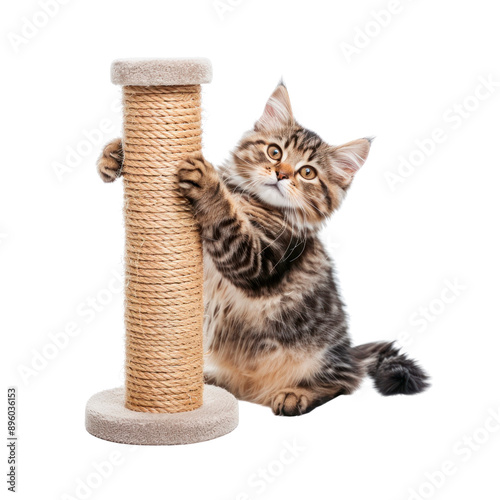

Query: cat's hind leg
[270,349,364,416]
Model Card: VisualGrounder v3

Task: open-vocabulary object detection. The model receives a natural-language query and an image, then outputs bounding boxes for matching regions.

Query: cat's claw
[97,138,123,183]
[177,154,218,201]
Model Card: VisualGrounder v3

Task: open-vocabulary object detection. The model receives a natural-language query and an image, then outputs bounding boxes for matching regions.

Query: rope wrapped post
[85,58,239,445]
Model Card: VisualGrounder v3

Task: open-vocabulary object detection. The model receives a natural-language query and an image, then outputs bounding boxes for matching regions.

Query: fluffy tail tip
[373,354,430,396]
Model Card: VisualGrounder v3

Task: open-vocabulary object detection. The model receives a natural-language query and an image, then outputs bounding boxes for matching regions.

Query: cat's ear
[330,138,372,188]
[255,83,294,131]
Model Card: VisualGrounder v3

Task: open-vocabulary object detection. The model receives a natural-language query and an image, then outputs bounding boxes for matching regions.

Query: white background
[2,1,500,499]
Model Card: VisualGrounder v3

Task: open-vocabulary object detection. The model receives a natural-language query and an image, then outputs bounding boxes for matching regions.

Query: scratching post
[85,58,238,445]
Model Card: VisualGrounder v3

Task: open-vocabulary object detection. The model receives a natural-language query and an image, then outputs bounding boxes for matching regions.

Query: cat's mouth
[265,182,283,194]
[260,181,290,208]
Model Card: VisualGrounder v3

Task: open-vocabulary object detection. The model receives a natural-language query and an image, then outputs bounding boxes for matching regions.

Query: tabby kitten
[98,83,429,416]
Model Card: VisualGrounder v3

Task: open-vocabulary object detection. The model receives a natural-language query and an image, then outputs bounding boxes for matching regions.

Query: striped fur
[98,83,429,415]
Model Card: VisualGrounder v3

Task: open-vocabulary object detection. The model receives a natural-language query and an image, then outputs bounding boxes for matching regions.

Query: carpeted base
[85,385,238,445]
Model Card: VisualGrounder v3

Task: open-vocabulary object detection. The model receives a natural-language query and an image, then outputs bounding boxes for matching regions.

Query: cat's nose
[276,164,293,181]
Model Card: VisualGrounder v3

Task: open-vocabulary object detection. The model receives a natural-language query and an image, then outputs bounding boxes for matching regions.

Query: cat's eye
[299,166,317,180]
[267,144,282,161]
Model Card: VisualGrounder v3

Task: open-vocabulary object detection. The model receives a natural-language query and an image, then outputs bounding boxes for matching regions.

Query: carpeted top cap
[111,58,212,86]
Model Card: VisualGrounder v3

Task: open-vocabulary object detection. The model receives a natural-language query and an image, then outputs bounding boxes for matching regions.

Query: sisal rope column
[85,58,238,445]
[123,85,204,413]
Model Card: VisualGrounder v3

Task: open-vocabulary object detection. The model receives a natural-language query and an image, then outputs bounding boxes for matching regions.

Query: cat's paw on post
[177,154,219,201]
[271,390,311,417]
[97,138,124,183]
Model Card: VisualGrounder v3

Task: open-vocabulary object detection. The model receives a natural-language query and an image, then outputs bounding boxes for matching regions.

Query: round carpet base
[85,385,239,445]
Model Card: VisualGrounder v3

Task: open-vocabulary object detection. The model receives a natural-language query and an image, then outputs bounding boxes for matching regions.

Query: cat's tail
[352,341,430,396]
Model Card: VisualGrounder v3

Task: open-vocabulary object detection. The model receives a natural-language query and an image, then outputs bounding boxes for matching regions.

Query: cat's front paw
[271,390,311,417]
[97,138,123,183]
[177,154,219,202]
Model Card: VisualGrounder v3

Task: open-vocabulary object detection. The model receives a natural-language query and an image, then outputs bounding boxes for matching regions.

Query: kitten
[98,83,429,416]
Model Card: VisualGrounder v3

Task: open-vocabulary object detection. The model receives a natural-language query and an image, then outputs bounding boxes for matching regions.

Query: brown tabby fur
[97,83,429,416]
